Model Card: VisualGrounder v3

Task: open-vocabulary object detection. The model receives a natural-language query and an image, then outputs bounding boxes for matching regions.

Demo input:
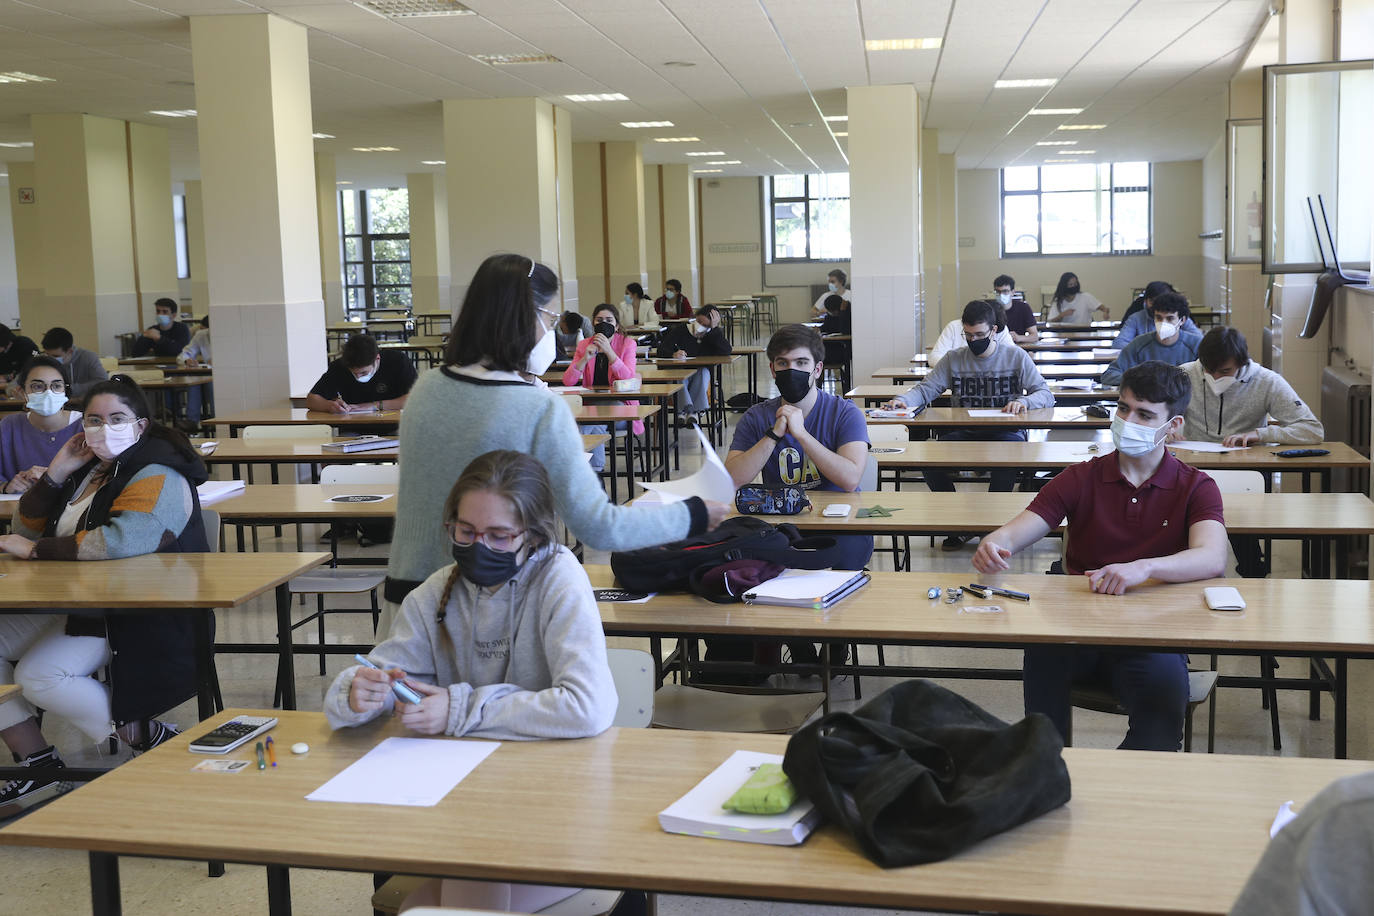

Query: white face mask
[526,325,557,375]
[997,292,1012,306]
[827,282,838,293]
[85,422,143,462]
[353,361,379,384]
[1154,319,1178,341]
[665,289,677,299]
[26,389,67,417]
[1110,414,1175,458]
[690,320,709,337]
[1206,374,1237,396]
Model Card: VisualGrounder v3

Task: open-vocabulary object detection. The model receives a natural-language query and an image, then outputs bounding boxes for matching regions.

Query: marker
[265,736,277,768]
[354,654,424,705]
[255,741,266,770]
[970,583,1031,601]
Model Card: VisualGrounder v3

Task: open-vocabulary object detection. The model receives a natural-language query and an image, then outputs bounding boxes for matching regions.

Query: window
[1000,163,1151,256]
[768,173,850,261]
[340,187,411,315]
[173,194,189,280]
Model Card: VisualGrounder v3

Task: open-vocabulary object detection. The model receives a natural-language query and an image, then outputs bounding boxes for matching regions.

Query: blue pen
[354,653,425,705]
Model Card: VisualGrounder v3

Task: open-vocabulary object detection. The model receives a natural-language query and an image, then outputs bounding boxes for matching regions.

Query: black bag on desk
[782,679,1072,868]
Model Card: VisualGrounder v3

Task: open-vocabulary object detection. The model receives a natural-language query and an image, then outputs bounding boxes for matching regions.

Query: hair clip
[528,259,536,278]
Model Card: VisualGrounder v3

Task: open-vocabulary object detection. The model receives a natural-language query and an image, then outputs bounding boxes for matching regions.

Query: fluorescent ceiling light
[823,115,848,122]
[148,109,196,118]
[1059,150,1096,155]
[996,78,1058,89]
[0,72,55,83]
[1058,123,1106,130]
[865,38,942,51]
[421,160,445,165]
[693,169,723,173]
[358,0,474,18]
[685,151,725,156]
[0,141,33,148]
[1035,140,1077,146]
[312,132,335,139]
[471,53,560,65]
[705,160,741,165]
[832,131,849,137]
[352,146,399,152]
[620,121,674,128]
[337,180,353,185]
[1044,159,1077,164]
[1027,108,1082,116]
[564,93,629,102]
[654,137,701,143]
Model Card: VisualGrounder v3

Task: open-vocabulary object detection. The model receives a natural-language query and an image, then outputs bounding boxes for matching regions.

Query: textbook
[659,750,821,846]
[196,479,246,506]
[742,569,870,609]
[321,435,399,453]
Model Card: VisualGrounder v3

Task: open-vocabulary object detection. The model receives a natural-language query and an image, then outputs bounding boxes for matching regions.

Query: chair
[1068,670,1219,752]
[650,682,823,733]
[99,357,119,374]
[239,424,335,549]
[370,650,655,916]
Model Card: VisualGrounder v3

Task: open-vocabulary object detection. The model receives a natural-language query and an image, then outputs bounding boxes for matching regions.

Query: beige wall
[643,163,699,309]
[956,161,1205,317]
[127,122,178,324]
[0,177,16,327]
[7,163,39,331]
[572,141,607,309]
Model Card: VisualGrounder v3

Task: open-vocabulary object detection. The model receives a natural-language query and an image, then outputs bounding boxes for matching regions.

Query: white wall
[0,179,17,327]
[956,161,1205,316]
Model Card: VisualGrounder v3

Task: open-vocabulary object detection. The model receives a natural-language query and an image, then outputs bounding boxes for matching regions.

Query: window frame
[767,173,851,263]
[999,163,1153,258]
[340,188,412,316]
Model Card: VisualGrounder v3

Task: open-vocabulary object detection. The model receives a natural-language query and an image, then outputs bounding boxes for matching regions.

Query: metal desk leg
[1336,656,1348,759]
[275,582,298,710]
[90,852,122,916]
[820,643,832,715]
[607,423,619,503]
[193,609,219,721]
[267,864,293,916]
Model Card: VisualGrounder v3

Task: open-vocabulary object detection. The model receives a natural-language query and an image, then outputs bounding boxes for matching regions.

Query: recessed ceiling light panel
[620,121,674,128]
[421,160,445,165]
[823,115,848,122]
[352,146,400,152]
[471,53,560,65]
[996,78,1058,89]
[0,72,55,84]
[1035,140,1077,146]
[359,0,474,18]
[685,151,725,156]
[693,169,722,173]
[832,131,848,137]
[1058,123,1106,130]
[864,38,942,51]
[0,141,34,148]
[1027,108,1082,116]
[564,93,629,102]
[705,160,741,165]
[148,109,197,118]
[312,132,335,139]
[1059,150,1095,155]
[654,137,701,143]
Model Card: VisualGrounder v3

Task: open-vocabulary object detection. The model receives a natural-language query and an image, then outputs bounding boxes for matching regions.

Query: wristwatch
[765,428,783,442]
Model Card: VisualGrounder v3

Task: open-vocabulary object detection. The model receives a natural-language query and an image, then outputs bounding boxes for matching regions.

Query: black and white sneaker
[0,746,73,820]
[129,720,182,756]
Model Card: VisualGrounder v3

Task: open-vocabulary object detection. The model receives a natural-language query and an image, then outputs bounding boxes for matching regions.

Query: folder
[742,569,870,609]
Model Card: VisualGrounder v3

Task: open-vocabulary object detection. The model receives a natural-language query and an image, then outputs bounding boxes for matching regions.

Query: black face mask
[968,337,993,357]
[1066,285,1079,294]
[594,320,615,338]
[451,541,522,588]
[774,368,813,404]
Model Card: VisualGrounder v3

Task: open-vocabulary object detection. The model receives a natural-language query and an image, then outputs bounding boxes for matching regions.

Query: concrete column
[315,153,344,324]
[848,85,923,385]
[127,122,178,322]
[406,171,449,318]
[920,129,959,347]
[8,162,42,334]
[602,141,647,307]
[443,98,562,309]
[191,13,326,410]
[32,113,139,357]
[573,141,606,307]
[183,179,209,314]
[658,163,699,308]
[554,105,578,314]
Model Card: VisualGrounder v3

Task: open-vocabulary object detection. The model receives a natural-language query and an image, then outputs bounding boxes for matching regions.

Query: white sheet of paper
[0,493,19,503]
[196,480,246,506]
[1092,348,1121,358]
[306,737,499,807]
[1053,378,1095,390]
[639,424,734,503]
[965,408,1011,418]
[1169,440,1242,453]
[1270,800,1298,837]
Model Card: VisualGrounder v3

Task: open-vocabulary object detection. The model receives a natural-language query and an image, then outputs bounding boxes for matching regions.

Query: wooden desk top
[553,383,684,399]
[0,684,21,703]
[875,365,1108,381]
[733,490,1374,537]
[1039,330,1119,340]
[206,408,403,429]
[192,435,609,464]
[571,404,660,423]
[650,354,743,367]
[117,356,178,366]
[0,553,330,609]
[2,709,1365,916]
[867,440,1368,473]
[592,567,1374,654]
[1021,340,1114,352]
[212,485,397,520]
[865,406,1111,428]
[850,384,1118,402]
[138,376,212,390]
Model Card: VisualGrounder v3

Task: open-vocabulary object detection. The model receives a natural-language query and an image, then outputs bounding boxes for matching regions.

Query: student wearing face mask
[1109,282,1197,350]
[623,283,658,329]
[655,305,732,422]
[993,274,1038,344]
[329,451,617,912]
[562,303,641,471]
[1100,292,1202,387]
[384,254,727,637]
[811,269,851,316]
[885,300,1054,550]
[130,298,191,358]
[40,327,108,401]
[654,278,692,320]
[1,357,82,496]
[928,299,1015,365]
[0,375,211,806]
[973,361,1228,751]
[1046,272,1108,325]
[305,332,417,416]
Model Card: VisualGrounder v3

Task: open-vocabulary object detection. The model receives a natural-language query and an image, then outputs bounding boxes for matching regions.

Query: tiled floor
[0,355,1349,914]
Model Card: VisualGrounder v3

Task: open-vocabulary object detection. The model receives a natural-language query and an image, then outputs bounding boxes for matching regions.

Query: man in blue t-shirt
[727,323,872,568]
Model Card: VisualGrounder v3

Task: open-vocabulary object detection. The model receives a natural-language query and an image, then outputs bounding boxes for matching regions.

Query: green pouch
[721,763,798,815]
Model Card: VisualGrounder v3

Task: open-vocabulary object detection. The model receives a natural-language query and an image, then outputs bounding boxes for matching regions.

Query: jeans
[581,419,627,471]
[676,368,711,415]
[1023,645,1189,751]
[924,428,1027,492]
[10,619,116,742]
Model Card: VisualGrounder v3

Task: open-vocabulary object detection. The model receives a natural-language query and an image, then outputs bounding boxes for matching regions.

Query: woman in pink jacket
[561,303,640,470]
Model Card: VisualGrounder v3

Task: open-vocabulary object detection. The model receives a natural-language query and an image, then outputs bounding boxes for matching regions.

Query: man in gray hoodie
[885,299,1054,549]
[1179,327,1323,446]
[41,327,109,401]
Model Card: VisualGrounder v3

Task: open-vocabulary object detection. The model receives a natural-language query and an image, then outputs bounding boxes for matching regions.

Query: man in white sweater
[1178,327,1323,446]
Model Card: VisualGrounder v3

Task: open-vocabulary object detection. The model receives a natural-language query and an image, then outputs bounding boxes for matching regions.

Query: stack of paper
[1092,348,1121,359]
[196,480,246,506]
[659,750,821,846]
[743,569,869,609]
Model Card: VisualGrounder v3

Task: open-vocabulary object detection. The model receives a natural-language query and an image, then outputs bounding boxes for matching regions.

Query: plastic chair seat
[372,877,621,915]
[287,568,387,595]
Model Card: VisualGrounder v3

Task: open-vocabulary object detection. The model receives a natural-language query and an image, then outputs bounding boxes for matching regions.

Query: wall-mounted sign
[16,187,34,204]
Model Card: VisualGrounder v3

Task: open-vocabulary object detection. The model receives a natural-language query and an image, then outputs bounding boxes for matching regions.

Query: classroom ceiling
[0,0,1272,186]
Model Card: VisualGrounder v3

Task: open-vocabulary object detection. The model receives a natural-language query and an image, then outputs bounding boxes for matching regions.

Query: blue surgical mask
[26,389,67,417]
[156,313,173,327]
[827,282,838,293]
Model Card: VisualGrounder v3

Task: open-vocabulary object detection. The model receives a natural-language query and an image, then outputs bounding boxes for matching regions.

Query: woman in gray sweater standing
[383,253,726,620]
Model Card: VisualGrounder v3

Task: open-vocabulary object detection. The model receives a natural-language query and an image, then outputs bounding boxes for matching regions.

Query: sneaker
[0,746,73,820]
[129,720,181,756]
[942,535,971,551]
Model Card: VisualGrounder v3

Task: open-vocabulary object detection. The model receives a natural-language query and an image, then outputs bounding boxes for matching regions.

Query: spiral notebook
[742,569,870,609]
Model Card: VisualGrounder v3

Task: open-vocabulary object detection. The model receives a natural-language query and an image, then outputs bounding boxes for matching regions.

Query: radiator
[1321,366,1371,575]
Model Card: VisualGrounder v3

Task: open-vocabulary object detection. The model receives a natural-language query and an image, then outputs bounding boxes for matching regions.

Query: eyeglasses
[445,522,526,553]
[26,380,66,394]
[963,330,994,343]
[82,414,139,432]
[536,306,559,331]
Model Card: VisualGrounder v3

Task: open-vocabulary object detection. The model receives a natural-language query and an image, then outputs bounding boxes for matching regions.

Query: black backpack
[609,516,844,595]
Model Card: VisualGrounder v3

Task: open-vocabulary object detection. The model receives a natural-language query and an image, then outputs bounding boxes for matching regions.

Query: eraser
[291,742,309,755]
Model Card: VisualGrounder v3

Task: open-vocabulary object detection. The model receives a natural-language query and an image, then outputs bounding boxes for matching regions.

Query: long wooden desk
[849,383,1117,407]
[865,406,1113,429]
[206,407,403,436]
[3,710,1366,916]
[875,364,1110,382]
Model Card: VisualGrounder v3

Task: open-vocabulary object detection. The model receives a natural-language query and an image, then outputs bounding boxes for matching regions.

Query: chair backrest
[99,356,119,373]
[201,508,220,552]
[241,424,334,442]
[319,463,400,486]
[866,424,908,443]
[1205,469,1266,493]
[124,369,165,384]
[605,647,654,728]
[859,452,878,492]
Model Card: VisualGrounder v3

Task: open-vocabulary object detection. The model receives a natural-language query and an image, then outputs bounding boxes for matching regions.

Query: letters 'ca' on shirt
[1025,450,1225,575]
[730,390,868,491]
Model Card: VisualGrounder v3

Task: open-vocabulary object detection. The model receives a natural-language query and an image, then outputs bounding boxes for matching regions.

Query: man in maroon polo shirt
[973,361,1228,751]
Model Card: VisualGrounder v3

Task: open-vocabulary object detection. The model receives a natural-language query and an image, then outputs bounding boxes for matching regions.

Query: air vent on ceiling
[472,53,561,65]
[359,0,475,19]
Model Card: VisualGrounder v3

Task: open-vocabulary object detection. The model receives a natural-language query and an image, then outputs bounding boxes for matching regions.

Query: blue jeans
[675,368,711,415]
[924,428,1026,492]
[581,420,627,471]
[1023,645,1189,751]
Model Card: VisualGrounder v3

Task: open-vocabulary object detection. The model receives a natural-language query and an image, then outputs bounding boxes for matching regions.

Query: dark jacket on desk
[654,323,732,359]
[131,320,191,358]
[15,433,210,726]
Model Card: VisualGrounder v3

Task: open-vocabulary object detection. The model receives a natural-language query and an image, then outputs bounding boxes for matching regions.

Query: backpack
[609,516,845,599]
